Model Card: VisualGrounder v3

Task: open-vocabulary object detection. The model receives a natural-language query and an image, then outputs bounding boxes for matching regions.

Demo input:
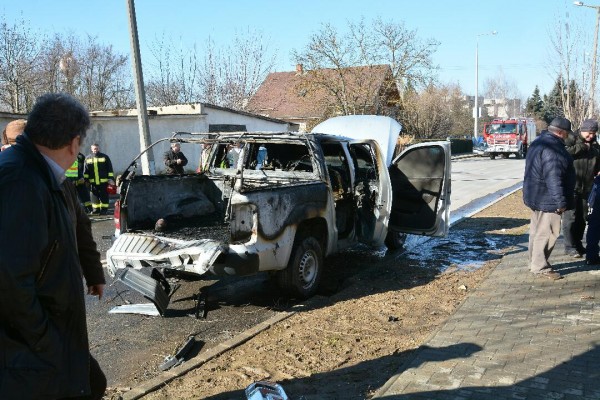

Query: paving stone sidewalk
[374,239,600,399]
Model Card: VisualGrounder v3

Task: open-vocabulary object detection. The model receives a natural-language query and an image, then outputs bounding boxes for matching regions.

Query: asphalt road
[85,155,526,389]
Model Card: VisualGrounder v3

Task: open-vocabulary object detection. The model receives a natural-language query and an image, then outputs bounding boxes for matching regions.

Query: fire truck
[483,118,537,159]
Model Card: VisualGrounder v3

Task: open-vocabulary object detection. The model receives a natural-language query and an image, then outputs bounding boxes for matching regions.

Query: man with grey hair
[562,118,600,257]
[0,93,106,399]
[523,117,576,280]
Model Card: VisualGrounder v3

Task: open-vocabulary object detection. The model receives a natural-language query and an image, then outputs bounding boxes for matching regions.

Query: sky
[0,0,591,100]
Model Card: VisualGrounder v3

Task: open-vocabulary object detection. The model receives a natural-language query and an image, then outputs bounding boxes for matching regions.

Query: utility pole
[126,0,155,175]
[474,31,497,139]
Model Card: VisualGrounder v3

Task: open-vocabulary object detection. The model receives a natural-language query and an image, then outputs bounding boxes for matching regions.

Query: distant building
[247,64,401,132]
[465,96,522,119]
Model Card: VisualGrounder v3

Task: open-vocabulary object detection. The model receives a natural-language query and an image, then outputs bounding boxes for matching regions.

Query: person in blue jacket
[523,117,576,280]
[586,175,600,265]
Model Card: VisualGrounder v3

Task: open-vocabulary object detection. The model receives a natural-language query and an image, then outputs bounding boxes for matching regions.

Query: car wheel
[277,236,323,298]
[490,154,496,160]
[385,230,406,251]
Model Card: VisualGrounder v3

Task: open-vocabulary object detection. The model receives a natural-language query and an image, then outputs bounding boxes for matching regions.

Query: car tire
[277,236,323,299]
[515,148,523,159]
[385,230,406,251]
[490,154,496,160]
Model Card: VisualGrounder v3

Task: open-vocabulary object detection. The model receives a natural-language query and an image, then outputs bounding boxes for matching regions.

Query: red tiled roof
[247,64,397,121]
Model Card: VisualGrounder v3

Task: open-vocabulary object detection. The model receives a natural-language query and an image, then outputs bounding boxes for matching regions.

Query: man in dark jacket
[0,93,105,399]
[561,119,600,257]
[523,117,576,280]
[164,141,188,174]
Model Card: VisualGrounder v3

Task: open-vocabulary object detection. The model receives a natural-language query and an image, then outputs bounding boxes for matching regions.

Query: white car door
[388,141,451,237]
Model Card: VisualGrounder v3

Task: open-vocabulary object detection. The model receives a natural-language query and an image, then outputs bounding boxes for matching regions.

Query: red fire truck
[483,117,537,159]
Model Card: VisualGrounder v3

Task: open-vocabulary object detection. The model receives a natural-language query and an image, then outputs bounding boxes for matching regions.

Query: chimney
[296,64,303,73]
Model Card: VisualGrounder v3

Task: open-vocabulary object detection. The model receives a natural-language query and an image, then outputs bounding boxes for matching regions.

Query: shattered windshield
[489,123,517,134]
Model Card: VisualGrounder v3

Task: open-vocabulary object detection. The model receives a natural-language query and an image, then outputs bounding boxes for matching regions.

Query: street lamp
[474,31,497,139]
[574,1,600,117]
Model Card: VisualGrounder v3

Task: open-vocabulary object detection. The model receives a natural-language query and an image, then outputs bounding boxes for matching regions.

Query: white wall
[2,105,294,175]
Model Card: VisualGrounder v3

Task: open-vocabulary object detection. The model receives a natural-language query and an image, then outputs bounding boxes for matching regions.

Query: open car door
[388,141,450,237]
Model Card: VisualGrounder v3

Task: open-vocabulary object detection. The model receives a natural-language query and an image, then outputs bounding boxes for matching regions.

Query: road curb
[120,301,321,399]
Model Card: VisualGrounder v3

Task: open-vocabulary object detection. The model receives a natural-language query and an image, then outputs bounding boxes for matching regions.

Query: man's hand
[87,284,105,300]
[556,207,566,215]
[176,159,182,165]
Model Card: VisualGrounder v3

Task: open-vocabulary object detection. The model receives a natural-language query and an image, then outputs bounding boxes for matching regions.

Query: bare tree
[482,69,520,99]
[78,35,129,110]
[146,33,199,106]
[198,29,276,109]
[292,17,439,117]
[0,15,44,113]
[400,83,466,139]
[38,33,81,96]
[146,28,275,110]
[548,9,589,127]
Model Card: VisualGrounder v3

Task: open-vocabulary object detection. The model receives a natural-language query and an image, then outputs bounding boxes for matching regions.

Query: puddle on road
[330,223,520,277]
[399,224,519,272]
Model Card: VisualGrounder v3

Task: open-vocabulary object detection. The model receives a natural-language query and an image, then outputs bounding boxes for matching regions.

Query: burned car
[106,116,450,314]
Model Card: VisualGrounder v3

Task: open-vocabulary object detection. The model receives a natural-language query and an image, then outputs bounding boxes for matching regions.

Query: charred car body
[106,116,450,313]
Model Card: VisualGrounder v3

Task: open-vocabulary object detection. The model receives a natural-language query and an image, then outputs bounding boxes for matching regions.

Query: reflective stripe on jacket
[83,152,114,185]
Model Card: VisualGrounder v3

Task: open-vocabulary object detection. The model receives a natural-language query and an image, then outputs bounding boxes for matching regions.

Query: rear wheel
[489,154,496,160]
[277,236,323,298]
[385,230,406,251]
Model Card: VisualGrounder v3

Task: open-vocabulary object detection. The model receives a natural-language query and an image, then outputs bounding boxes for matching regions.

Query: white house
[1,103,298,174]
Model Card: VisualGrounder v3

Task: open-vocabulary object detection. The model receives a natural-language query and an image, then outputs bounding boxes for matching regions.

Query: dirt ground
[134,190,530,400]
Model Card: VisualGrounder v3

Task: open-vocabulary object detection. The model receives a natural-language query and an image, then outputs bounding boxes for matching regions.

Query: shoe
[537,270,562,280]
[565,250,584,258]
[585,259,600,266]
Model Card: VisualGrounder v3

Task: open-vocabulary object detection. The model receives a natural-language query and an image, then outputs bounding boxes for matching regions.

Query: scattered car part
[158,335,197,371]
[245,381,288,400]
[116,268,169,316]
[108,303,160,316]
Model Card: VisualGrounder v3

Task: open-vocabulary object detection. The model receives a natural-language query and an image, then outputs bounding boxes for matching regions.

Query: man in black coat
[0,93,106,399]
[164,142,188,174]
[562,119,600,257]
[523,117,576,280]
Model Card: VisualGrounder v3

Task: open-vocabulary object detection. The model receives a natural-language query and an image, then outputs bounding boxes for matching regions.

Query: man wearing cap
[523,117,576,280]
[562,118,600,258]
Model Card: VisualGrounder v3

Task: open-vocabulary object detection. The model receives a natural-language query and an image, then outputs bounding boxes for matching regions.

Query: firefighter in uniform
[84,143,114,215]
[66,152,93,213]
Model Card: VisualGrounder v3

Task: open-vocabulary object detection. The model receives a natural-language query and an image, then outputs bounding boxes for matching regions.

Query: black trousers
[75,182,92,211]
[89,183,109,213]
[587,192,600,261]
[562,192,588,253]
[58,355,106,400]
